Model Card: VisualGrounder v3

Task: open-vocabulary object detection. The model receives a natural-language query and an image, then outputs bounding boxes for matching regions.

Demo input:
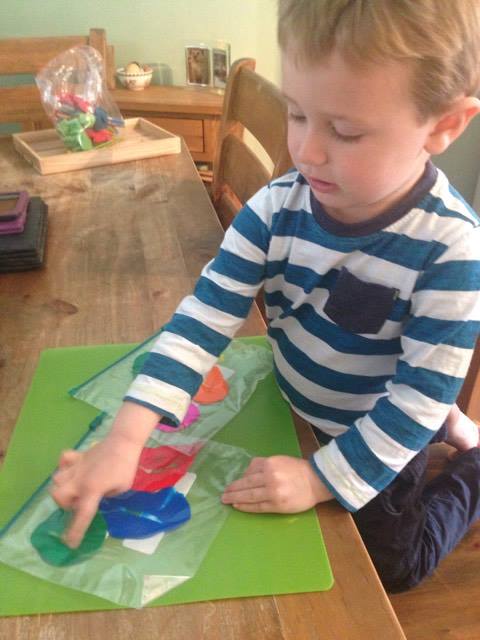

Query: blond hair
[278,0,480,119]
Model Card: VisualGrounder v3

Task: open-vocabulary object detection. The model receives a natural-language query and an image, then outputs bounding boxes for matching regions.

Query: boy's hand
[50,401,160,548]
[50,434,143,549]
[221,455,333,513]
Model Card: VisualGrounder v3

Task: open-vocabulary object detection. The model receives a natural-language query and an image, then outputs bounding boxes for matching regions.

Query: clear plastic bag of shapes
[35,45,124,152]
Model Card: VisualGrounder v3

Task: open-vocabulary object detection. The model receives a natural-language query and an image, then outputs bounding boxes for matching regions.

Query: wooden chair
[0,28,115,131]
[211,58,292,230]
[457,338,480,421]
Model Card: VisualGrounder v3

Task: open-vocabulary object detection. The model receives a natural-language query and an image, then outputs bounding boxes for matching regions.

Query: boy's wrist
[106,430,147,454]
[107,401,162,450]
[312,477,334,504]
[306,460,333,504]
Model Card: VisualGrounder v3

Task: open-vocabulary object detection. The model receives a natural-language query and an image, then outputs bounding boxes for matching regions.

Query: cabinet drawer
[147,117,204,153]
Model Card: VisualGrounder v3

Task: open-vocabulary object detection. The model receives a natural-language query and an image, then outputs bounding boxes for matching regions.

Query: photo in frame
[185,45,211,86]
[212,44,231,90]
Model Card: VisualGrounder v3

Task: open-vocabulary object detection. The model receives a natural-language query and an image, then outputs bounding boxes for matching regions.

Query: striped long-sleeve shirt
[125,162,480,511]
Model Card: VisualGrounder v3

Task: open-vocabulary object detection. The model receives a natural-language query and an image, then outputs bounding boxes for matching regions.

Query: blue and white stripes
[126,166,480,511]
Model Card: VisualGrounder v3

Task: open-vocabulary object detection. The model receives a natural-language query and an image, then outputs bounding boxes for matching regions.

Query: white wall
[0,0,279,85]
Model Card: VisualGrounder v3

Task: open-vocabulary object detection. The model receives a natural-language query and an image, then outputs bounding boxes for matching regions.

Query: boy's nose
[296,132,328,167]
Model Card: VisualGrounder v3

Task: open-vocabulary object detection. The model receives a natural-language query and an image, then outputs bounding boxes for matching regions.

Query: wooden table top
[0,137,406,640]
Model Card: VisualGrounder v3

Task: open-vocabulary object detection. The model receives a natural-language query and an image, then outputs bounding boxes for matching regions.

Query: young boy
[52,0,480,592]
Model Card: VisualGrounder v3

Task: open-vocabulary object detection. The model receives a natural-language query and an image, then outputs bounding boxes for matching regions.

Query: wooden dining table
[0,136,406,640]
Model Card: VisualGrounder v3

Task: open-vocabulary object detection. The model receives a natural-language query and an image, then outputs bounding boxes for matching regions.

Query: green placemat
[0,338,333,616]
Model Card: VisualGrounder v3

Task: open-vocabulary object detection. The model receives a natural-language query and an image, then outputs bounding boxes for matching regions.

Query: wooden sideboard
[113,85,224,180]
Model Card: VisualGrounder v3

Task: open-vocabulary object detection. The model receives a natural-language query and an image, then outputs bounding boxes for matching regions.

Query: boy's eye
[329,124,363,143]
[288,112,306,123]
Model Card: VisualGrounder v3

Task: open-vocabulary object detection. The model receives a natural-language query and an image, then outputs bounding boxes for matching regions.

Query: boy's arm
[309,226,480,512]
[52,190,274,547]
[123,196,272,425]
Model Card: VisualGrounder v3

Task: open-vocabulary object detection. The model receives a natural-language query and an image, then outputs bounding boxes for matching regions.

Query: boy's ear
[424,96,480,155]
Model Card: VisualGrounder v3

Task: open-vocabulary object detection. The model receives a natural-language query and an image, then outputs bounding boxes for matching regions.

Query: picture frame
[185,45,211,87]
[212,44,231,90]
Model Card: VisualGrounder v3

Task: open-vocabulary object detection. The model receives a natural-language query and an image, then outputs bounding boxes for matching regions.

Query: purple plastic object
[0,192,30,235]
[99,488,191,539]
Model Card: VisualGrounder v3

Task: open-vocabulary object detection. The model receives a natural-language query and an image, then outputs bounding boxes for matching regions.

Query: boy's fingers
[59,449,81,469]
[49,482,76,509]
[52,466,74,486]
[230,501,272,513]
[222,486,269,504]
[63,497,101,549]
[224,472,264,493]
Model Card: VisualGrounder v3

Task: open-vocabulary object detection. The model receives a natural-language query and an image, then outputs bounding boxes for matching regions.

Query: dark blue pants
[314,424,480,592]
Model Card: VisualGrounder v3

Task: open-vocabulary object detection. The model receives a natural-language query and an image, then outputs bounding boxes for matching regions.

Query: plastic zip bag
[70,337,273,443]
[0,416,251,608]
[36,45,124,151]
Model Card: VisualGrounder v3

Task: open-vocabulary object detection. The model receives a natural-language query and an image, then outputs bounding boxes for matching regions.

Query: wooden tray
[12,118,181,175]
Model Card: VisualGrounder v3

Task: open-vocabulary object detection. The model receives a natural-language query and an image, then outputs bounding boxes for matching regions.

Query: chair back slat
[0,36,89,75]
[0,28,115,131]
[220,133,272,206]
[212,58,292,230]
[228,67,289,169]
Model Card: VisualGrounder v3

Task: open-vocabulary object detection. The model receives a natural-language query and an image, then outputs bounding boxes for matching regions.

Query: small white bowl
[116,66,153,91]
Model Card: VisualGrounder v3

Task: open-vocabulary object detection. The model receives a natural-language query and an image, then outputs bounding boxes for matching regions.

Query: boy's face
[282,49,437,223]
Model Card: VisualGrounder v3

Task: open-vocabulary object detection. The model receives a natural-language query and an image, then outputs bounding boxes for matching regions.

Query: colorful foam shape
[193,366,229,404]
[31,510,107,567]
[131,445,196,492]
[86,128,113,144]
[156,402,200,432]
[99,488,191,539]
